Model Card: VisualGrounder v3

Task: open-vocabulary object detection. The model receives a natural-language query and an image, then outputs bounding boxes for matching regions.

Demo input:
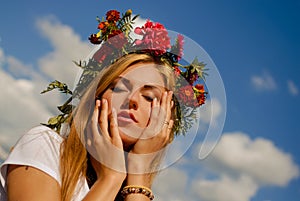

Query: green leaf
[57,104,74,114]
[132,14,140,21]
[48,116,58,125]
[41,80,73,95]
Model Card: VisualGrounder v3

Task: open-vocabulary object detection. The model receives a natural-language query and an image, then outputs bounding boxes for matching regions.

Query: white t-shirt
[0,125,89,201]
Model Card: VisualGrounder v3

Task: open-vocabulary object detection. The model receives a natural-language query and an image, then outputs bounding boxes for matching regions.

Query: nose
[128,92,139,110]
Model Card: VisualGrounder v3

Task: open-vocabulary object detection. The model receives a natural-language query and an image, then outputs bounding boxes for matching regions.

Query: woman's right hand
[86,99,126,182]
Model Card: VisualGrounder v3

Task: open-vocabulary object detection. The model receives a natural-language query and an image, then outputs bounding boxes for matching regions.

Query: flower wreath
[41,9,208,136]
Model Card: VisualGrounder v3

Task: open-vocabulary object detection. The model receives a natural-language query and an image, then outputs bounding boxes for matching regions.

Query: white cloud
[153,168,189,201]
[36,15,93,89]
[0,16,93,161]
[152,132,299,201]
[206,132,299,186]
[0,48,4,65]
[6,56,35,78]
[287,80,299,96]
[199,98,222,126]
[251,72,276,91]
[0,63,51,149]
[192,174,257,201]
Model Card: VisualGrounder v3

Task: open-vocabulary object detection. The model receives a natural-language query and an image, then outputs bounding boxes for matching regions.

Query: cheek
[140,103,152,125]
[110,92,128,109]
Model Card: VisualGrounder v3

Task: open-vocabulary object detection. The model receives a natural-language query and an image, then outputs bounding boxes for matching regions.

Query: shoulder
[1,125,64,187]
[17,125,63,145]
[8,125,63,161]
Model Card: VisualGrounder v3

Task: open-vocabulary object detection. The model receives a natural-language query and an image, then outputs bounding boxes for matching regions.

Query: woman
[0,9,207,201]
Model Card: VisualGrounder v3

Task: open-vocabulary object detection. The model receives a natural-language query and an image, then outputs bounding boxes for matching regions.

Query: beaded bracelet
[121,185,154,200]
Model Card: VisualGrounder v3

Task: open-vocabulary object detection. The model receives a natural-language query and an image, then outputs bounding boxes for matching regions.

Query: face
[101,62,167,147]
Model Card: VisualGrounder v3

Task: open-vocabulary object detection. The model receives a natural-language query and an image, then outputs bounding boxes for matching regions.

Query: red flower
[106,10,120,23]
[107,30,127,49]
[196,93,206,106]
[194,84,206,106]
[92,44,113,63]
[97,21,110,35]
[188,73,198,85]
[98,21,108,30]
[134,20,171,56]
[178,85,197,107]
[92,30,127,63]
[195,84,205,93]
[89,34,101,44]
[174,66,181,76]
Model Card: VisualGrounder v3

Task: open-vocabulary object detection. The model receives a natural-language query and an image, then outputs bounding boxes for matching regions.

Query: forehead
[120,63,165,88]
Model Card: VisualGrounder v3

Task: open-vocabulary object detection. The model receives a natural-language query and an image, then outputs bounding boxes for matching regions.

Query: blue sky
[0,0,299,200]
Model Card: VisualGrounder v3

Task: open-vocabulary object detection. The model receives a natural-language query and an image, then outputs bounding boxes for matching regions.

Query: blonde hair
[60,53,175,201]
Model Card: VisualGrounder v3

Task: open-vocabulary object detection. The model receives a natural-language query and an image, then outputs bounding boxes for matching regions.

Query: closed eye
[111,86,127,93]
[142,95,154,102]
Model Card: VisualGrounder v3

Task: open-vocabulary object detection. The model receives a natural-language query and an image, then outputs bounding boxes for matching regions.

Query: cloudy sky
[0,0,299,200]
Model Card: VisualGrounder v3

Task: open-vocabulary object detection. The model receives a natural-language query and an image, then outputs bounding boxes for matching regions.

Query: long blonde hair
[60,53,175,201]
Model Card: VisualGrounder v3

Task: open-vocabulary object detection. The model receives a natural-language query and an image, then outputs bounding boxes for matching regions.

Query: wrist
[98,172,126,185]
[127,152,157,174]
[126,173,155,188]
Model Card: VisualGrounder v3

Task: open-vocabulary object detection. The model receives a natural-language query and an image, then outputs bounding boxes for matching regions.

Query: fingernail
[164,91,168,98]
[102,98,107,104]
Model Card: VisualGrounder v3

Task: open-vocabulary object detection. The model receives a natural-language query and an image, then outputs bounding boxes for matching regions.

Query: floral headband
[41,9,208,136]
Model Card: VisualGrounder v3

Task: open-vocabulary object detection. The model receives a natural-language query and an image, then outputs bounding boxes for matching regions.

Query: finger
[167,119,174,133]
[160,91,167,106]
[109,108,123,148]
[165,91,173,122]
[166,119,174,143]
[151,97,164,129]
[87,99,102,148]
[150,97,160,122]
[99,98,109,138]
[91,100,101,134]
[141,98,160,138]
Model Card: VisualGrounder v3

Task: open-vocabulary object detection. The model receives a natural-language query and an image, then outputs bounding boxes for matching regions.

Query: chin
[119,131,138,151]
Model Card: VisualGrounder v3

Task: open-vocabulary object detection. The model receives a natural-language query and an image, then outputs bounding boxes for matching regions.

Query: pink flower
[177,34,184,60]
[134,20,171,55]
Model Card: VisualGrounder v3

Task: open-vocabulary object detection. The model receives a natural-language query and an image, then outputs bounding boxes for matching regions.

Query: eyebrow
[117,76,163,92]
[143,85,162,93]
[112,76,131,88]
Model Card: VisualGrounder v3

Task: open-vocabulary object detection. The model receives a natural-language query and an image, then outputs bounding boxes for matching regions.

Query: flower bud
[125,9,132,16]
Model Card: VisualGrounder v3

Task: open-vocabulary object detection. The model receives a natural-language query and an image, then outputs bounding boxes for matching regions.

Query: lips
[117,111,138,123]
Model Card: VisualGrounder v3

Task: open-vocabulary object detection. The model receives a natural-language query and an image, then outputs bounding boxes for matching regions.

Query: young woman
[0,9,207,201]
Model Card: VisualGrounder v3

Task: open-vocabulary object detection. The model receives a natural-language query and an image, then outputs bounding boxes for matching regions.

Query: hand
[132,91,174,154]
[127,91,174,174]
[86,99,126,181]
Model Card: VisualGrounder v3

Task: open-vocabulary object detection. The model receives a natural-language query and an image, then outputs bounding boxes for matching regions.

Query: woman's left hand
[132,91,174,154]
[127,91,174,175]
